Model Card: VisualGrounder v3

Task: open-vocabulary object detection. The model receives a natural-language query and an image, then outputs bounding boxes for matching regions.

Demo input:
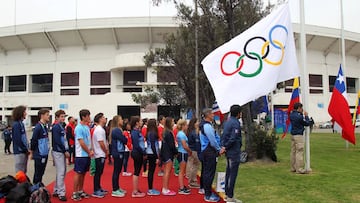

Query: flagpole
[300,0,311,172]
[340,0,349,149]
[271,92,274,129]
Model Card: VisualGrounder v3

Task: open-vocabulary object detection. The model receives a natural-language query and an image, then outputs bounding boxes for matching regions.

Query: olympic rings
[243,36,269,60]
[219,24,288,78]
[237,52,263,78]
[261,40,285,66]
[269,25,288,49]
[220,51,244,76]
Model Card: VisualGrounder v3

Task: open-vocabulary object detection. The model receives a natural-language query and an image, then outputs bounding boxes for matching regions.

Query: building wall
[273,49,360,123]
[0,43,161,127]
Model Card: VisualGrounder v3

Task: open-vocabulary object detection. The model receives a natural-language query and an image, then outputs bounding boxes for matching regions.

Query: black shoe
[52,193,59,197]
[58,196,67,201]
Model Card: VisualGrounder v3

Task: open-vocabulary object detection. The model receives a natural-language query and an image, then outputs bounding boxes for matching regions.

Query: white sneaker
[198,188,205,194]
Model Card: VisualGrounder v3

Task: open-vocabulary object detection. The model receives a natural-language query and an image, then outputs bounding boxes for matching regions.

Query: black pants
[33,157,48,184]
[94,157,105,192]
[131,151,143,176]
[143,158,148,172]
[202,146,217,197]
[123,151,130,172]
[108,144,112,163]
[225,156,240,199]
[200,159,204,189]
[112,154,124,191]
[147,154,157,189]
[68,145,75,163]
[4,140,11,153]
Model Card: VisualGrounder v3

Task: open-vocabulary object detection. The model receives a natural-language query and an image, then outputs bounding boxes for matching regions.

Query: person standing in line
[3,125,12,154]
[66,116,76,165]
[122,122,132,176]
[12,105,30,173]
[92,113,109,198]
[160,117,178,196]
[157,115,165,176]
[145,119,161,196]
[52,110,70,202]
[290,102,310,174]
[72,109,93,201]
[176,119,192,195]
[110,115,128,197]
[173,119,180,177]
[200,108,224,202]
[187,118,201,189]
[130,116,146,198]
[141,118,148,178]
[105,119,113,165]
[221,105,242,203]
[30,108,51,184]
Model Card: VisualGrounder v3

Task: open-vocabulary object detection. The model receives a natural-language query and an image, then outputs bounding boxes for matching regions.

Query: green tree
[147,0,274,159]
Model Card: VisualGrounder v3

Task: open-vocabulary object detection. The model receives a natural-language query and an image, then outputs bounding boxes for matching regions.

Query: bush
[252,124,279,162]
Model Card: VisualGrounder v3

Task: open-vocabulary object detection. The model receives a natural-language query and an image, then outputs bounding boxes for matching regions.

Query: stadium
[0,0,359,127]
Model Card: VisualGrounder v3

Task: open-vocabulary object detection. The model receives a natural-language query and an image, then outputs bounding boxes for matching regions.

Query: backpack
[0,175,18,194]
[28,183,51,203]
[5,182,32,203]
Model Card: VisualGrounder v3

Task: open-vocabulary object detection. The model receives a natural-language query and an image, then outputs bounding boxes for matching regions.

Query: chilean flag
[282,77,300,139]
[328,65,356,145]
[212,101,224,125]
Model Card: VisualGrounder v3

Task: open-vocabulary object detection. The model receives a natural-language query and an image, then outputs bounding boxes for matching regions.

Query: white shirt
[92,125,107,158]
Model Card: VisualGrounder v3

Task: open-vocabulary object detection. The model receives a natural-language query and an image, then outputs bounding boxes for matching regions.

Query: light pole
[194,0,199,118]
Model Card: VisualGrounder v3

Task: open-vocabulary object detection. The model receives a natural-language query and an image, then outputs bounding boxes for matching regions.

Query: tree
[147,0,274,159]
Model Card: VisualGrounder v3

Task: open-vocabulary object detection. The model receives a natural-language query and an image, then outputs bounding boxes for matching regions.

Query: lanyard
[39,122,48,135]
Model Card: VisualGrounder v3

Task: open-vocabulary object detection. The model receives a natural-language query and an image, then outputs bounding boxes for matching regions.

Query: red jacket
[123,130,132,150]
[66,123,75,146]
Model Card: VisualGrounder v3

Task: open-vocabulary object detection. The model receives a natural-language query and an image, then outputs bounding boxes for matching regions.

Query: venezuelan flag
[352,90,360,125]
[282,77,300,139]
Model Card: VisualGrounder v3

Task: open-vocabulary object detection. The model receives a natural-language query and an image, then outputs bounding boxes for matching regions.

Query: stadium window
[61,89,79,96]
[123,71,145,92]
[91,71,110,86]
[0,76,3,92]
[31,74,53,93]
[90,88,111,95]
[61,72,79,86]
[346,77,357,93]
[284,78,300,93]
[7,75,26,92]
[61,72,79,96]
[329,76,336,92]
[309,74,323,94]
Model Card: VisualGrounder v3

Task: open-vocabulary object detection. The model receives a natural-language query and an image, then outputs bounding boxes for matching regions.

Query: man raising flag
[328,65,356,145]
[282,77,300,139]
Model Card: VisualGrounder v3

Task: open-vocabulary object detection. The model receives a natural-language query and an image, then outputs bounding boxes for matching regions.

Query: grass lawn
[216,133,360,203]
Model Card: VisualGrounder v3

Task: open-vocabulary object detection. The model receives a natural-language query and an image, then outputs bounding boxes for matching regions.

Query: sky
[0,0,359,33]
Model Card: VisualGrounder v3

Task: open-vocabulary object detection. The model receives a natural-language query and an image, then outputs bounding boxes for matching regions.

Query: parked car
[319,121,332,129]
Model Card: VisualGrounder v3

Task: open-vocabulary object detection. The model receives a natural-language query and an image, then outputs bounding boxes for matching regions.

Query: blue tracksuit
[199,120,220,197]
[31,122,50,184]
[52,123,68,153]
[221,116,242,158]
[12,121,29,154]
[290,110,310,135]
[221,116,242,199]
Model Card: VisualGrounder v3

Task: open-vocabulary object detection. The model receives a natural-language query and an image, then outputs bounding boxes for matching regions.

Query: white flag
[201,3,300,113]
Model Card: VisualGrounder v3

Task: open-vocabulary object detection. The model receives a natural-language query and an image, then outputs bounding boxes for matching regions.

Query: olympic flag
[201,3,299,113]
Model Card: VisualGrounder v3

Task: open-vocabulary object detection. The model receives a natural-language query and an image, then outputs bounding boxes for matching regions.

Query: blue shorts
[177,153,188,163]
[74,157,90,174]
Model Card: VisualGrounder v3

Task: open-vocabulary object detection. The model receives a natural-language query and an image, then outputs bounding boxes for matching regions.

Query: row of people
[10,104,243,203]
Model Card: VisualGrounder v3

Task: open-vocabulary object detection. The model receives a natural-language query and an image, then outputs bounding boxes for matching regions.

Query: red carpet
[46,158,225,203]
